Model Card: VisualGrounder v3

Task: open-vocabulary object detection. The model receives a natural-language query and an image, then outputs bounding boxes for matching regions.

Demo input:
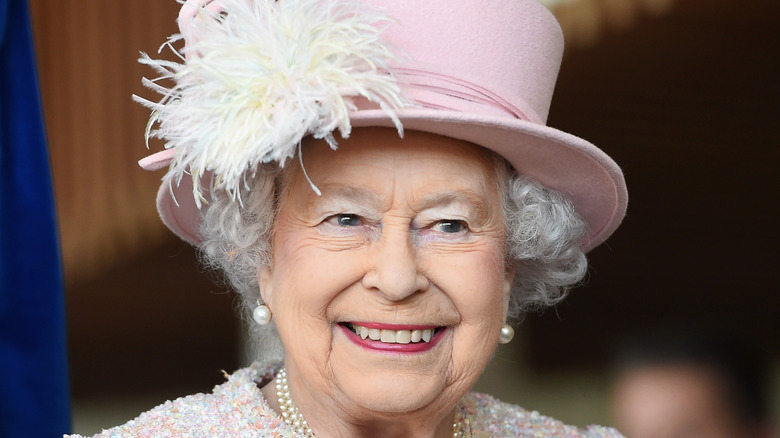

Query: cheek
[428,244,508,318]
[269,229,369,316]
[266,240,342,366]
[427,243,507,387]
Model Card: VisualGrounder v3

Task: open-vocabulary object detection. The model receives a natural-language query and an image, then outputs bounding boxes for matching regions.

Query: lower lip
[338,324,447,353]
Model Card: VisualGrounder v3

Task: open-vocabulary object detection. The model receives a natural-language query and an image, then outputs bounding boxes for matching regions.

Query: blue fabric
[0,0,71,436]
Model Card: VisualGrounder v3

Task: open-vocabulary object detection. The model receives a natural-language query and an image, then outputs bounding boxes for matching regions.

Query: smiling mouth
[342,322,444,344]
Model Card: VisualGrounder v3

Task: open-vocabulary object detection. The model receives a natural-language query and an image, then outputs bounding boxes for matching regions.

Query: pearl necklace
[275,368,314,437]
[275,367,469,437]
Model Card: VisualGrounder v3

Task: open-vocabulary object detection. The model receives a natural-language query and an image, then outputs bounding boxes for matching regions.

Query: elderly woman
[71,0,628,436]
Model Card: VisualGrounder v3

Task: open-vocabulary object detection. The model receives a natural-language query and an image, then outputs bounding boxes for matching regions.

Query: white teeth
[380,330,396,343]
[348,323,438,344]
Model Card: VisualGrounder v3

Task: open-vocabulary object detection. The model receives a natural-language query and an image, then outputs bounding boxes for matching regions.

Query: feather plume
[135,0,407,206]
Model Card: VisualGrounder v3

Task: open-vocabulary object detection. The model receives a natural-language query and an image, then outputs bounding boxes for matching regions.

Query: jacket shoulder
[464,392,624,438]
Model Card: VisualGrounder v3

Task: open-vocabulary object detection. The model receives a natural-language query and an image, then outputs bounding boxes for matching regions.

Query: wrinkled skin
[259,128,513,437]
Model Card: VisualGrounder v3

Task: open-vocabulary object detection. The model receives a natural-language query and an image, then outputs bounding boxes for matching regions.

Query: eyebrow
[308,184,384,209]
[309,185,492,222]
[416,190,490,223]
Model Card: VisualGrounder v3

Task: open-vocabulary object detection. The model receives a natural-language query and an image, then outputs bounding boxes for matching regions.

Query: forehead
[282,128,502,204]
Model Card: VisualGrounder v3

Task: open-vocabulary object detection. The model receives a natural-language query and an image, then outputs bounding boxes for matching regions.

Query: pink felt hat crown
[139,0,627,251]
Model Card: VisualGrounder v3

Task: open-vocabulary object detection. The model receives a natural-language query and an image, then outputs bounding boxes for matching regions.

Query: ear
[258,265,274,306]
[503,263,516,296]
[502,263,516,312]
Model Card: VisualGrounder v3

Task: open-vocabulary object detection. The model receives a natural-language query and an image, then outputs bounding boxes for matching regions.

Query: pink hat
[138,0,627,252]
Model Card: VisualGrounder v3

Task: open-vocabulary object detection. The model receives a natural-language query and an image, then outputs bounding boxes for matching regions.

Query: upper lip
[343,321,442,330]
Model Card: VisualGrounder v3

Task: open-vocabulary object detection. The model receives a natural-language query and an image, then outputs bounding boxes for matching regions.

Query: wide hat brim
[144,0,627,252]
[146,106,627,252]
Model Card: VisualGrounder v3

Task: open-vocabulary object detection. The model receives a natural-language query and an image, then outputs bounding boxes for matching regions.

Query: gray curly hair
[199,147,587,363]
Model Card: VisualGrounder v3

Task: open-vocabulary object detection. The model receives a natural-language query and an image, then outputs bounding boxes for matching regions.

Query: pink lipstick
[338,322,447,353]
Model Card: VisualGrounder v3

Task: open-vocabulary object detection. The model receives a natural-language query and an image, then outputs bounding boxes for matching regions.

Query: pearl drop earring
[252,301,272,325]
[498,324,514,344]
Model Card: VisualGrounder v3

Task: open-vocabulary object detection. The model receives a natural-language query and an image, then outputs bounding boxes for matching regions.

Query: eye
[329,214,362,227]
[435,220,468,234]
[317,213,377,239]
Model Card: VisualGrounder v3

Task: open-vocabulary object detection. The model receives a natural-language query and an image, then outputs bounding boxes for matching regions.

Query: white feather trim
[135,0,407,206]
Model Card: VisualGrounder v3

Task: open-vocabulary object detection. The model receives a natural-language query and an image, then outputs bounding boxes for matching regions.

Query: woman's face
[260,128,512,418]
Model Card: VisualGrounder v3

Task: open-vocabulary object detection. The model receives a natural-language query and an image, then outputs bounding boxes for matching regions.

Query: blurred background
[28,0,778,434]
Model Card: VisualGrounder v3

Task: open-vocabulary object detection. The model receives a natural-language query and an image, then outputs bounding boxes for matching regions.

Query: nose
[361,227,429,301]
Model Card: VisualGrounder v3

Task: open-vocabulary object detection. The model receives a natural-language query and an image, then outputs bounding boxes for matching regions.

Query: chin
[336,371,448,414]
[327,328,458,414]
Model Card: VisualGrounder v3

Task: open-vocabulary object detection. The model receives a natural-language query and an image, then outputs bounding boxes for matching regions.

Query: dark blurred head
[610,330,774,438]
